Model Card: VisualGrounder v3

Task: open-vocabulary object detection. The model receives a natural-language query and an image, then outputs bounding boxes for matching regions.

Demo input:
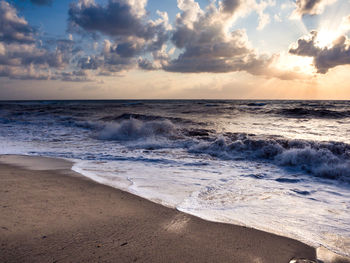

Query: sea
[0,100,349,256]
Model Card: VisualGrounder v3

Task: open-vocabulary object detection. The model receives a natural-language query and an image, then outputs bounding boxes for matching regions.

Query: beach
[0,155,319,263]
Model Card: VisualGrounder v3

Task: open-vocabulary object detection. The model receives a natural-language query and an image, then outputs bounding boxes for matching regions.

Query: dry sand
[0,154,333,262]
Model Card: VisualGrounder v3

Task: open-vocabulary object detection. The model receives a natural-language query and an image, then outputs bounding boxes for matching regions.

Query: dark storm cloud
[30,0,52,6]
[289,31,350,73]
[0,1,35,43]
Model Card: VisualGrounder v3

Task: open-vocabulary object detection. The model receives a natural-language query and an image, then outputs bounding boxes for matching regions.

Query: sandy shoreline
[0,155,347,263]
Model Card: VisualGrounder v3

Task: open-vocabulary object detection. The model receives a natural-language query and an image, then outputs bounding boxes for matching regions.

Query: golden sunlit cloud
[272,51,315,75]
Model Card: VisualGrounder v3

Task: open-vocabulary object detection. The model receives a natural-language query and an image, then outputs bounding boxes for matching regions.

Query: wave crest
[97,118,179,141]
[190,134,350,182]
[74,115,350,183]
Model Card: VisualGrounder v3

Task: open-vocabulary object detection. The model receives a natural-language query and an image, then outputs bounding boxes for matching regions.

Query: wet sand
[0,155,323,262]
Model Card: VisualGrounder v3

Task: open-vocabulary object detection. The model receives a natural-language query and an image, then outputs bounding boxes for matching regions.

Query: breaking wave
[189,134,350,183]
[97,118,180,141]
[85,115,350,183]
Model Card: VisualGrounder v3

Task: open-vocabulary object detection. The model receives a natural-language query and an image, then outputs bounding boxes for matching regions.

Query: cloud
[255,0,273,30]
[59,70,94,82]
[0,1,91,81]
[138,57,155,70]
[30,0,53,6]
[220,0,241,14]
[340,15,350,32]
[76,39,137,74]
[164,0,271,75]
[0,1,35,43]
[68,0,171,73]
[68,0,279,76]
[68,0,169,41]
[136,0,298,80]
[0,64,51,80]
[291,0,337,18]
[0,39,75,80]
[0,43,65,67]
[274,14,282,22]
[69,0,150,39]
[0,0,315,82]
[289,31,350,73]
[0,1,58,73]
[138,45,173,70]
[289,31,320,57]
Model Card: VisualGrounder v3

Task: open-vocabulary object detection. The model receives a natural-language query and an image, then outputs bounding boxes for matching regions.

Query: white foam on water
[70,157,350,257]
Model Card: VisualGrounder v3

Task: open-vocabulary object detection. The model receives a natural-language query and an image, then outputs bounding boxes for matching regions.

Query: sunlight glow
[315,29,339,48]
[315,3,350,49]
[273,51,315,75]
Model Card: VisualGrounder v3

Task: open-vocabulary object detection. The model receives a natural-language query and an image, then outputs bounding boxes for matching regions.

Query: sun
[314,15,349,49]
[315,29,339,48]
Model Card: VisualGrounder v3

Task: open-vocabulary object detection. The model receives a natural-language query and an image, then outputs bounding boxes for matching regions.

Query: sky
[0,0,350,99]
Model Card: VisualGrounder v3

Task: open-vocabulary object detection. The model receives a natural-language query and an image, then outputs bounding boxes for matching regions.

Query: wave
[274,107,350,119]
[3,101,350,123]
[189,133,350,183]
[247,102,267,107]
[99,113,194,124]
[2,100,350,183]
[97,118,180,141]
[76,115,350,183]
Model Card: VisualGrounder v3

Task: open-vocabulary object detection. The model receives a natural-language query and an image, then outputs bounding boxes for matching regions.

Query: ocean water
[0,100,349,256]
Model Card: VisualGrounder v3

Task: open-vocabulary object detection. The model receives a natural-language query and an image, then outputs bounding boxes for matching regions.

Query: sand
[0,154,338,263]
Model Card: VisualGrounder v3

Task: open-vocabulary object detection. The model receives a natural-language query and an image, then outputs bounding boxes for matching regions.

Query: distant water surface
[0,100,349,256]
